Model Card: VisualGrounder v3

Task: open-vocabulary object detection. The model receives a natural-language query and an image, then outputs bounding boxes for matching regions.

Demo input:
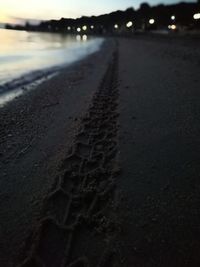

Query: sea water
[0,28,104,106]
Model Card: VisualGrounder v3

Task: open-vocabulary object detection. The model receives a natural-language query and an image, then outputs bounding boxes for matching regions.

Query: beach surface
[0,35,200,266]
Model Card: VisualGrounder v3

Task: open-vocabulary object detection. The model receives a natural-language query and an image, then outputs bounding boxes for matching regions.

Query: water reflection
[76,35,81,41]
[0,29,104,107]
[83,35,88,41]
[76,34,88,41]
[0,28,103,87]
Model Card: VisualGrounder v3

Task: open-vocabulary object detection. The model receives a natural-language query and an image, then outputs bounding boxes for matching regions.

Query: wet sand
[1,35,200,266]
[0,40,115,265]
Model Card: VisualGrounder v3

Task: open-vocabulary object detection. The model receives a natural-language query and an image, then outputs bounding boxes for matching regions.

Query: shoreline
[0,38,115,265]
[0,71,59,107]
[0,29,104,107]
[1,35,200,266]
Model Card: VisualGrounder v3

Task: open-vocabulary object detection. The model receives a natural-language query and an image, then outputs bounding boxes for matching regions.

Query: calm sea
[0,29,103,105]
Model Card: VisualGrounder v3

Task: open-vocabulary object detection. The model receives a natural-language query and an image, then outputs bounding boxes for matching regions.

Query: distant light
[77,27,81,32]
[171,24,176,30]
[76,35,81,41]
[193,13,200,20]
[149,19,155,25]
[171,15,175,20]
[91,25,94,29]
[67,26,71,30]
[82,25,87,31]
[114,24,119,29]
[82,35,88,41]
[168,24,176,30]
[126,21,133,28]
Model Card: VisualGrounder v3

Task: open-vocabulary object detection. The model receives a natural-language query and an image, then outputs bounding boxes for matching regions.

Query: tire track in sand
[18,48,120,267]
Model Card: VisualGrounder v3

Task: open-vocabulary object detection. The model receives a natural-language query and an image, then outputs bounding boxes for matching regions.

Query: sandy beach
[0,35,200,266]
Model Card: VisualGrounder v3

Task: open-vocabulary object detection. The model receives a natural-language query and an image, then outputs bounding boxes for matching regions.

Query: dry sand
[117,35,200,267]
[0,35,200,266]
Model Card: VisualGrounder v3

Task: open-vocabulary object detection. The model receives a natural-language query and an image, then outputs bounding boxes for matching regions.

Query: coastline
[0,28,104,106]
[1,35,200,266]
[0,39,115,265]
[0,45,105,108]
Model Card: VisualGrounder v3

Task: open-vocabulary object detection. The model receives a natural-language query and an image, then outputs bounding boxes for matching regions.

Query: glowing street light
[82,25,87,31]
[114,24,119,29]
[126,21,133,28]
[168,24,176,30]
[171,15,175,20]
[193,13,200,20]
[77,27,81,32]
[149,19,155,25]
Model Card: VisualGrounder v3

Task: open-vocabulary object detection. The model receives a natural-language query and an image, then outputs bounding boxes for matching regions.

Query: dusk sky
[0,0,196,24]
